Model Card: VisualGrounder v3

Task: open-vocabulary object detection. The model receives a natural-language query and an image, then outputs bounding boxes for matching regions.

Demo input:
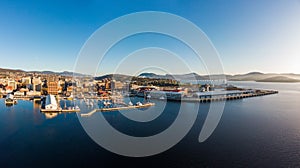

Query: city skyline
[1,0,300,74]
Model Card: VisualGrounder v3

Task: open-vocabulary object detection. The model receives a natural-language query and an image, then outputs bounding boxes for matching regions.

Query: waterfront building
[45,94,58,110]
[146,90,183,100]
[7,79,17,90]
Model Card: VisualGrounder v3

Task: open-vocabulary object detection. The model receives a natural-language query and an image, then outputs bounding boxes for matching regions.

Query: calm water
[1,81,300,167]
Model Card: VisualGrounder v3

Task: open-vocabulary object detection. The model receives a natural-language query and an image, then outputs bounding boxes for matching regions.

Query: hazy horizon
[1,66,300,76]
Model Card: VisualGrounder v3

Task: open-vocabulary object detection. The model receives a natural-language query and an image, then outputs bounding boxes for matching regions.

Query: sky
[0,0,300,75]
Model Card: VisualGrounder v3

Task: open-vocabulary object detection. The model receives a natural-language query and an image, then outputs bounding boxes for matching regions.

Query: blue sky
[0,0,300,75]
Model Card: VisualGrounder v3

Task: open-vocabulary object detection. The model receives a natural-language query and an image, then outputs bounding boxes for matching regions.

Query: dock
[80,103,155,117]
[182,90,279,103]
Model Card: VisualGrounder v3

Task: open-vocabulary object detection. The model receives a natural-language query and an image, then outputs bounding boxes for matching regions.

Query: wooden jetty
[81,103,155,117]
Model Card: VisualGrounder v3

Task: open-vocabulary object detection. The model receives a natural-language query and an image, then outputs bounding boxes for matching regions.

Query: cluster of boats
[82,97,148,109]
[83,98,99,107]
[83,98,115,108]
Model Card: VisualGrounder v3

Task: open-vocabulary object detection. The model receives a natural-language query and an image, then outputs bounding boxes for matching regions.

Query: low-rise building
[14,91,24,96]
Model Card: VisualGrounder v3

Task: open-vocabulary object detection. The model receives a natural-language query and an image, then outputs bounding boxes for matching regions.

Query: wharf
[142,89,278,103]
[182,90,278,103]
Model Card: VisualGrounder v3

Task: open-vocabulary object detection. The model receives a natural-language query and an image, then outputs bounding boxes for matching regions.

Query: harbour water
[1,81,300,167]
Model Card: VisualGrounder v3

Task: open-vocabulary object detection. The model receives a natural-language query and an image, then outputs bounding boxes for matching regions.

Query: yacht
[5,94,17,105]
[136,102,143,106]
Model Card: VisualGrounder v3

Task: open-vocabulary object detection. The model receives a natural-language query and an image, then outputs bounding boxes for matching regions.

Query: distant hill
[94,74,133,81]
[138,73,166,79]
[138,72,205,80]
[256,76,300,83]
[0,67,87,77]
[166,73,205,80]
[245,72,264,75]
[29,70,88,77]
[0,68,24,73]
[228,72,268,81]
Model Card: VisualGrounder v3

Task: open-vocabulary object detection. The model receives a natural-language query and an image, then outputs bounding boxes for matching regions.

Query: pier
[40,109,80,113]
[40,94,80,113]
[80,103,155,117]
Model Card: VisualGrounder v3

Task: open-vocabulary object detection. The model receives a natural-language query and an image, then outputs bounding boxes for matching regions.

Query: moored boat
[5,94,17,105]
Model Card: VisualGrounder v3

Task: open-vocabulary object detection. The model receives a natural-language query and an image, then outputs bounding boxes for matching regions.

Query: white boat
[128,101,133,106]
[5,94,17,105]
[136,102,143,106]
[85,99,90,106]
[159,96,165,100]
[103,101,111,106]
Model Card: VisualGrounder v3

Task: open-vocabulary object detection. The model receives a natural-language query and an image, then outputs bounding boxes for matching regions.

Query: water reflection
[44,112,58,119]
[5,103,14,107]
[32,100,45,124]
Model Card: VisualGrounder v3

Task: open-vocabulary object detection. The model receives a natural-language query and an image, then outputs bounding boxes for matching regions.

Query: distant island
[256,76,300,83]
[228,72,300,83]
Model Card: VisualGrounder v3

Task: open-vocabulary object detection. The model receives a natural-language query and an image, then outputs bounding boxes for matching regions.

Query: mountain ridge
[0,68,87,77]
[1,67,300,82]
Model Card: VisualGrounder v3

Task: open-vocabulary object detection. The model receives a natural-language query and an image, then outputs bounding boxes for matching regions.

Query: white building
[45,95,58,110]
[22,77,32,85]
[27,90,41,96]
[32,77,42,92]
[14,91,24,96]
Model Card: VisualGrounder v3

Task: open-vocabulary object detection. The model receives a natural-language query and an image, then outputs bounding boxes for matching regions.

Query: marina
[81,102,155,117]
